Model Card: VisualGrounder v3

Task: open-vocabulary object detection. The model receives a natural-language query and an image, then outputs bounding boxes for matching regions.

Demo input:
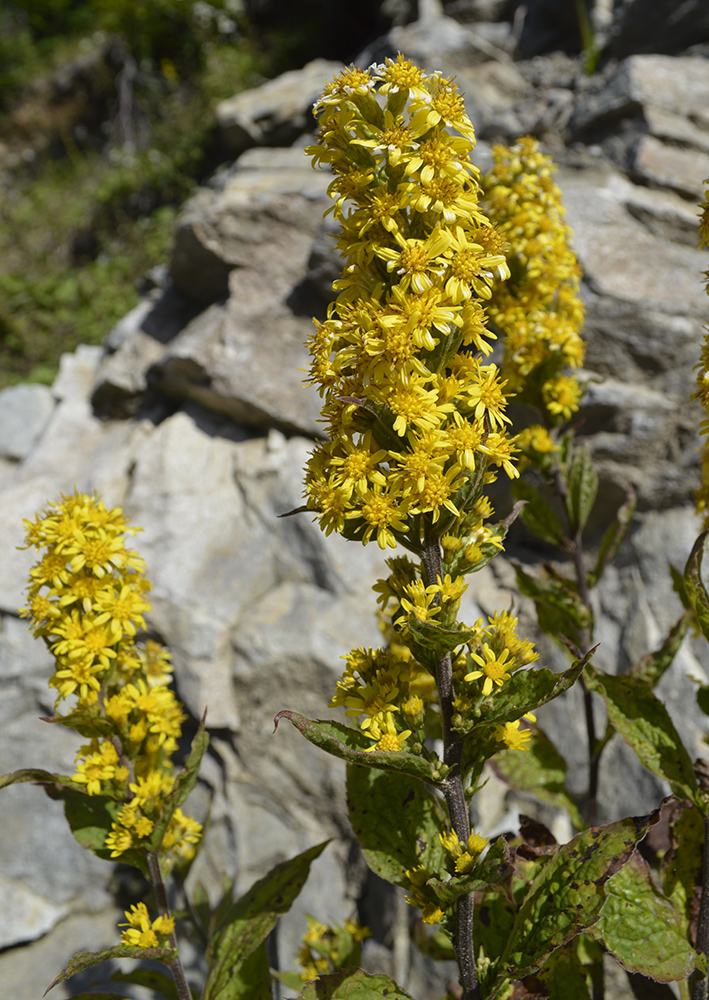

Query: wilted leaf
[494,808,661,983]
[589,851,697,982]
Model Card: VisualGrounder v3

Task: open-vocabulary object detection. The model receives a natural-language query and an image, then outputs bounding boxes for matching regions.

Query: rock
[631,135,709,200]
[0,384,55,462]
[215,59,344,157]
[603,0,709,59]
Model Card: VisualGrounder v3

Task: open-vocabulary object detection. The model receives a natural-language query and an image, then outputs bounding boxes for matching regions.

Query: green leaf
[461,652,591,734]
[494,808,662,983]
[684,531,709,642]
[512,478,565,547]
[534,942,592,1000]
[44,944,177,995]
[40,708,114,739]
[211,941,272,1000]
[513,563,591,647]
[149,717,209,854]
[426,836,513,906]
[110,966,181,1000]
[588,483,636,586]
[564,443,598,535]
[274,713,445,784]
[588,851,697,982]
[298,968,414,999]
[0,768,76,792]
[492,727,585,831]
[62,789,149,876]
[445,502,525,578]
[585,668,702,807]
[661,800,704,923]
[629,609,693,688]
[203,841,328,1000]
[347,765,446,887]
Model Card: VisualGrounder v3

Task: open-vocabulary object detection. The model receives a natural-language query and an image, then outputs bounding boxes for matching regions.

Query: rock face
[2,11,709,1000]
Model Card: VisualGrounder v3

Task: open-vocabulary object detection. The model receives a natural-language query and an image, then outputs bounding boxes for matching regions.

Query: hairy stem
[423,530,480,1000]
[691,811,709,1000]
[147,852,192,1000]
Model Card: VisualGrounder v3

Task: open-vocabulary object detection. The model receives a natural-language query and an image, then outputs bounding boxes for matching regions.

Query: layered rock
[2,10,709,1000]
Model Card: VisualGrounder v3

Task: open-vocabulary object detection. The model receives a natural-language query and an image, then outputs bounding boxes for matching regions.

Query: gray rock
[215,59,343,157]
[631,135,709,200]
[0,384,55,462]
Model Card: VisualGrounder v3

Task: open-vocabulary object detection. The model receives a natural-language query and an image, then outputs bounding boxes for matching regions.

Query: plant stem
[423,530,481,1000]
[691,810,709,1000]
[147,851,192,1000]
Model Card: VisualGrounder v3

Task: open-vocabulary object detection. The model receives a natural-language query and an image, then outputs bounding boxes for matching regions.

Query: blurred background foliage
[0,0,311,388]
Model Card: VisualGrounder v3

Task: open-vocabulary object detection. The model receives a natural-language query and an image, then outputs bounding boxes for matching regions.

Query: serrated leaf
[44,944,177,995]
[298,968,414,999]
[588,851,697,982]
[564,444,598,534]
[427,836,513,906]
[585,668,702,807]
[629,610,692,688]
[346,765,446,887]
[492,728,585,831]
[589,484,636,586]
[203,841,328,1000]
[110,967,181,1000]
[148,717,209,854]
[274,713,444,784]
[494,808,661,983]
[512,478,565,547]
[684,532,709,642]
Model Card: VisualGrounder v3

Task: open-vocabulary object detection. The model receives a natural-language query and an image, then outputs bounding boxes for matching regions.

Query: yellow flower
[465,643,512,695]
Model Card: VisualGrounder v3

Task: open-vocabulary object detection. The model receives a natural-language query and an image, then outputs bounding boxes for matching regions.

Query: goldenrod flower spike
[304,56,519,553]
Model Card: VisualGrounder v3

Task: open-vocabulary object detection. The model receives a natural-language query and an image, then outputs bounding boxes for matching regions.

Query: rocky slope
[2,2,709,997]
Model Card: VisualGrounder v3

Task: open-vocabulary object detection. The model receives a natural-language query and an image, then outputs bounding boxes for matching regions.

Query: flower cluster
[481,136,585,424]
[304,56,519,551]
[296,915,370,982]
[20,492,202,867]
[694,181,709,524]
[120,901,175,948]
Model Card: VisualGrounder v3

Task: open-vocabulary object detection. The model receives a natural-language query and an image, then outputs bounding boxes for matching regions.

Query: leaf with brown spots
[491,808,662,987]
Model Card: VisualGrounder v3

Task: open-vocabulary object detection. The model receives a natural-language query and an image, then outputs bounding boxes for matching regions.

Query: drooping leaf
[588,850,697,982]
[588,483,636,587]
[585,668,702,808]
[149,717,209,853]
[274,713,445,784]
[512,478,565,547]
[346,765,446,887]
[564,444,598,535]
[493,808,661,984]
[43,944,177,995]
[202,841,328,1000]
[40,708,114,739]
[298,968,414,999]
[684,532,709,642]
[491,728,585,831]
[629,610,693,689]
[0,768,77,792]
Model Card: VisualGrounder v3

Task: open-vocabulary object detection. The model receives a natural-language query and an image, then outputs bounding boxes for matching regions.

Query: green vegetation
[0,2,274,388]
